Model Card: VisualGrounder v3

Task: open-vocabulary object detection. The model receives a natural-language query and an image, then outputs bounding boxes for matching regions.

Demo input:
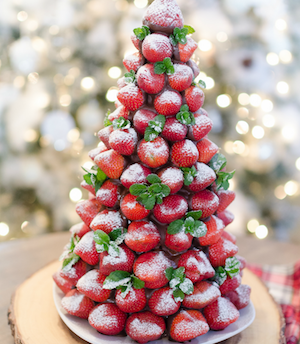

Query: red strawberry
[117,76,127,89]
[80,180,95,195]
[100,244,135,276]
[188,162,216,192]
[76,269,111,302]
[117,84,144,111]
[153,195,188,224]
[169,309,209,342]
[154,90,182,117]
[109,128,138,156]
[115,99,123,108]
[75,198,102,227]
[224,284,251,310]
[52,270,74,294]
[131,33,141,50]
[218,210,235,227]
[90,209,126,233]
[137,64,165,94]
[171,139,199,168]
[177,249,215,283]
[196,137,218,164]
[115,287,147,313]
[216,189,236,213]
[121,194,150,221]
[120,163,151,188]
[133,251,173,289]
[88,303,127,335]
[182,281,221,309]
[94,149,126,179]
[178,36,198,63]
[96,180,119,208]
[168,64,194,92]
[161,117,187,142]
[165,230,193,252]
[59,259,87,285]
[208,237,239,267]
[108,105,129,122]
[125,311,166,344]
[203,297,239,330]
[149,287,181,316]
[74,231,99,266]
[188,111,213,141]
[219,274,242,295]
[123,52,143,72]
[157,167,184,194]
[188,59,200,78]
[98,125,113,149]
[137,137,169,168]
[222,230,237,244]
[133,109,157,135]
[142,33,173,63]
[184,85,205,112]
[62,289,95,319]
[88,142,108,161]
[69,222,90,239]
[191,189,219,218]
[125,221,160,252]
[236,255,247,270]
[199,215,224,246]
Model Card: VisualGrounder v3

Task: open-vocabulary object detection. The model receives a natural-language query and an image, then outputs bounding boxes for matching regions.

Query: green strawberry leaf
[144,127,159,142]
[147,174,161,184]
[185,210,202,220]
[154,58,174,75]
[172,288,185,302]
[167,219,185,234]
[62,253,80,270]
[213,266,227,286]
[216,171,235,191]
[93,230,110,245]
[113,116,131,130]
[183,25,196,34]
[141,195,156,210]
[225,257,240,278]
[103,270,131,290]
[180,165,198,186]
[154,61,166,75]
[133,25,150,40]
[130,184,148,196]
[179,278,194,295]
[132,276,145,289]
[198,80,207,89]
[165,267,174,281]
[173,267,185,281]
[124,70,136,84]
[104,110,112,127]
[108,227,127,242]
[209,153,227,173]
[192,221,207,238]
[176,105,195,125]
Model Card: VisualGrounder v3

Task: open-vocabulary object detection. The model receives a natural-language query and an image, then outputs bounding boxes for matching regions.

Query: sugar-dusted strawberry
[74,231,99,266]
[94,149,125,179]
[76,269,111,302]
[169,309,209,342]
[216,189,236,213]
[109,128,138,156]
[236,255,247,270]
[137,137,169,168]
[149,287,181,316]
[188,162,216,192]
[188,59,200,78]
[117,84,144,111]
[125,221,160,252]
[115,287,147,313]
[98,125,113,149]
[208,237,239,267]
[161,117,187,142]
[142,33,173,63]
[137,64,165,94]
[222,230,237,244]
[154,90,182,117]
[168,64,194,92]
[134,251,173,289]
[100,244,135,276]
[126,311,166,344]
[182,281,221,309]
[157,167,184,194]
[188,111,213,141]
[224,284,251,310]
[120,163,151,188]
[199,215,224,246]
[117,76,127,89]
[121,194,150,221]
[133,109,157,135]
[62,289,95,319]
[165,230,193,252]
[203,297,239,330]
[59,259,87,285]
[80,180,96,195]
[75,198,102,227]
[177,249,215,283]
[131,33,141,50]
[177,36,198,63]
[153,194,188,224]
[52,270,74,294]
[88,142,108,161]
[171,139,199,168]
[108,105,129,122]
[191,189,219,219]
[196,137,218,164]
[69,222,90,239]
[184,85,205,113]
[88,303,127,335]
[90,209,126,233]
[123,52,143,72]
[96,180,119,208]
[220,274,242,295]
[218,209,235,227]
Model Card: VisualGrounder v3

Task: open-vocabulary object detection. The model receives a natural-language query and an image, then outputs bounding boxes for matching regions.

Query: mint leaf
[170,27,191,46]
[161,184,170,197]
[141,195,156,210]
[179,278,194,295]
[82,166,107,193]
[93,230,110,245]
[62,253,80,270]
[108,227,125,242]
[176,105,195,125]
[132,276,145,289]
[149,183,162,194]
[173,267,185,281]
[165,267,174,281]
[209,153,226,173]
[133,25,150,40]
[130,184,148,196]
[192,221,207,238]
[104,111,112,127]
[124,70,136,84]
[181,166,198,186]
[185,210,202,220]
[154,58,174,75]
[108,242,120,257]
[183,25,196,34]
[225,257,240,278]
[216,171,235,191]
[113,116,131,130]
[170,277,181,289]
[144,115,166,142]
[167,220,184,234]
[198,80,206,89]
[173,288,185,302]
[144,127,159,142]
[214,266,227,286]
[147,174,161,184]
[103,270,131,290]
[154,61,166,75]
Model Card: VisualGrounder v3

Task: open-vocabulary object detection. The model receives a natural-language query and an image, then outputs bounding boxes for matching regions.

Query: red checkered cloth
[247,261,300,344]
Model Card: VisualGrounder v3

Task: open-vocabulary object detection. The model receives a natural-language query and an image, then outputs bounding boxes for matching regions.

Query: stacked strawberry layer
[53,0,251,343]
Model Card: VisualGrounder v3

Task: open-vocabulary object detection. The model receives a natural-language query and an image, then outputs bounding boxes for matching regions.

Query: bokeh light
[255,225,268,239]
[266,52,279,66]
[69,188,83,202]
[277,81,289,94]
[108,67,122,79]
[198,39,213,52]
[252,126,265,139]
[217,94,231,108]
[0,223,9,237]
[236,121,249,134]
[81,77,95,90]
[247,219,259,233]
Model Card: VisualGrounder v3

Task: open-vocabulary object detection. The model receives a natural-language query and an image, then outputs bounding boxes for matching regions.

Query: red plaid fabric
[248,261,300,344]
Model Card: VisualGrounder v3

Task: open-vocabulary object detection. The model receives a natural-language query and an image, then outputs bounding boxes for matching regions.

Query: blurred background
[0,0,300,244]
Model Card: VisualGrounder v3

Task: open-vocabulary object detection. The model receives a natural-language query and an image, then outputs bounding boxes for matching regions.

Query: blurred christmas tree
[0,0,299,243]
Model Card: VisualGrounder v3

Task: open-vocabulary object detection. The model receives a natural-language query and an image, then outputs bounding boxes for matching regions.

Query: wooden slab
[8,261,285,344]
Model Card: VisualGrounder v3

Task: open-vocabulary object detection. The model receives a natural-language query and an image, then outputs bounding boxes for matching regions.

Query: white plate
[53,284,255,344]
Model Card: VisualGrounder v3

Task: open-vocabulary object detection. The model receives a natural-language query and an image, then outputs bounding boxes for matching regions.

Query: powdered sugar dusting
[154,288,178,313]
[90,210,123,232]
[62,291,85,312]
[156,90,182,106]
[216,297,239,323]
[121,163,150,187]
[89,305,119,328]
[173,310,209,337]
[185,282,220,305]
[102,245,128,265]
[135,251,173,279]
[129,317,162,336]
[77,270,103,293]
[75,231,94,254]
[159,167,183,187]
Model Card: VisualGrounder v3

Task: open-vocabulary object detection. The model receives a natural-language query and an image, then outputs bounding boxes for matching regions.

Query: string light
[247,219,259,233]
[252,126,265,139]
[262,114,275,128]
[274,185,286,200]
[17,11,28,22]
[236,121,249,134]
[238,93,250,106]
[106,87,119,102]
[237,107,249,118]
[279,50,292,64]
[255,225,268,239]
[216,94,231,108]
[266,52,279,66]
[216,32,228,42]
[69,188,83,202]
[295,158,300,171]
[249,94,261,107]
[284,181,298,196]
[261,99,273,112]
[198,39,213,52]
[275,19,287,31]
[108,67,122,79]
[276,81,289,94]
[0,223,9,236]
[81,77,95,90]
[134,0,148,8]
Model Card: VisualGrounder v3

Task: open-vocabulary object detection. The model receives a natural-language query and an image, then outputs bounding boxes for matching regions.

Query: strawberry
[96,180,119,208]
[88,303,127,335]
[142,33,173,63]
[188,59,200,78]
[196,137,218,164]
[148,287,181,316]
[208,237,239,267]
[94,149,126,179]
[98,125,113,149]
[169,309,209,342]
[125,221,160,252]
[117,76,127,89]
[137,64,165,94]
[219,274,242,295]
[133,109,157,135]
[171,139,199,168]
[75,198,102,227]
[120,163,151,188]
[88,142,108,161]
[191,189,219,218]
[188,111,213,141]
[199,215,224,246]
[131,33,141,50]
[52,270,74,294]
[218,210,235,227]
[59,259,87,285]
[123,52,143,72]
[188,162,216,192]
[137,137,169,168]
[168,64,194,92]
[153,195,188,224]
[108,105,129,122]
[154,90,182,117]
[90,209,126,233]
[203,297,239,330]
[177,36,198,63]
[61,289,95,319]
[80,180,96,195]
[236,255,247,270]
[157,167,184,194]
[117,84,144,111]
[69,222,90,239]
[115,287,147,313]
[115,99,123,108]
[224,284,251,310]
[76,269,111,302]
[182,281,221,309]
[121,194,150,221]
[74,231,99,266]
[165,230,193,252]
[161,117,187,142]
[109,128,138,156]
[216,189,236,213]
[177,249,215,283]
[133,251,173,289]
[222,230,237,244]
[125,311,166,344]
[184,85,205,112]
